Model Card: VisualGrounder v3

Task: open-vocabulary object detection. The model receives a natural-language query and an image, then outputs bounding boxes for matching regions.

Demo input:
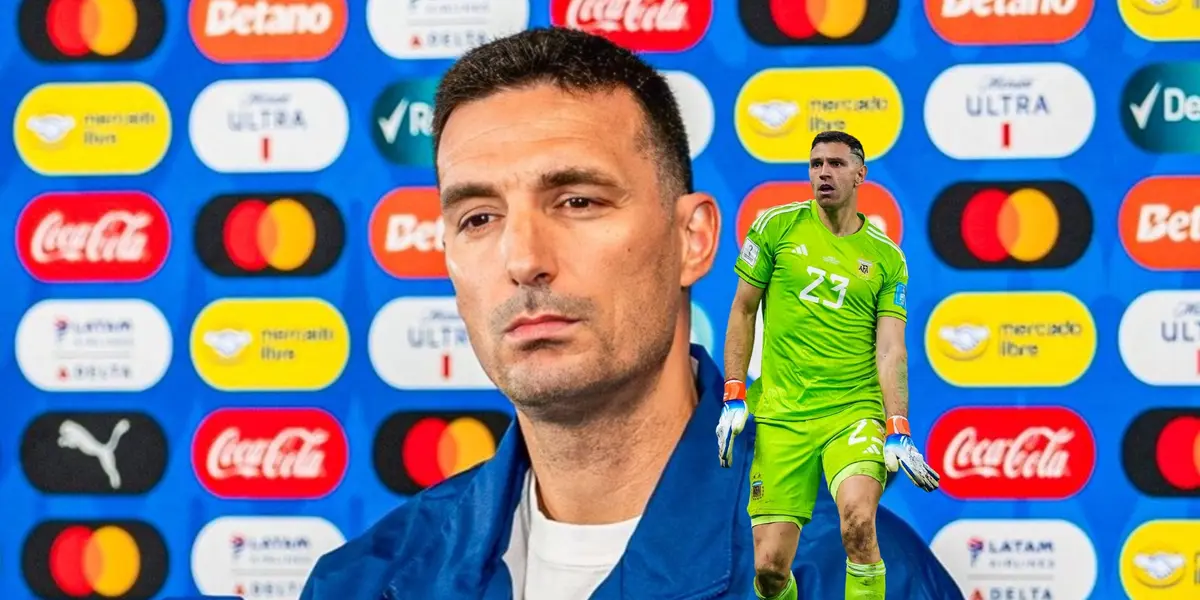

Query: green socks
[754,571,797,600]
[846,559,886,599]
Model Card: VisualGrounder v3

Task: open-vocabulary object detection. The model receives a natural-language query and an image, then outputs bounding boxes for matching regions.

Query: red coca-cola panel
[550,0,713,52]
[926,406,1096,500]
[16,191,171,283]
[192,408,348,499]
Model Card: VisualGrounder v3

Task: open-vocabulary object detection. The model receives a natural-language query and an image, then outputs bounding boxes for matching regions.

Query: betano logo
[736,181,903,244]
[22,521,167,599]
[925,0,1093,45]
[195,193,345,276]
[1120,520,1200,599]
[373,411,512,495]
[1120,0,1200,42]
[1119,176,1200,270]
[1122,408,1200,497]
[738,0,898,46]
[189,0,348,63]
[190,298,349,391]
[19,0,165,61]
[1123,62,1200,154]
[925,292,1096,387]
[736,67,902,162]
[928,181,1092,269]
[14,82,171,176]
[370,187,446,279]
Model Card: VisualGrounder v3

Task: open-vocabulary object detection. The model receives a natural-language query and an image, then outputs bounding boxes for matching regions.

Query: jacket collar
[384,344,747,599]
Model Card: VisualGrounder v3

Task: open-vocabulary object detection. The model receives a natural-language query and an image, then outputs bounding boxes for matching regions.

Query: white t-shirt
[501,470,641,600]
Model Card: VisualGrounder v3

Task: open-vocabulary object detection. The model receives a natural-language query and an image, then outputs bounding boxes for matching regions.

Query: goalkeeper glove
[716,379,748,468]
[883,416,940,492]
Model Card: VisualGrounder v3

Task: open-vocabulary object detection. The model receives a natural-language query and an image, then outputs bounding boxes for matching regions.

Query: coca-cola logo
[926,407,1096,500]
[16,192,170,283]
[192,408,348,499]
[550,0,713,52]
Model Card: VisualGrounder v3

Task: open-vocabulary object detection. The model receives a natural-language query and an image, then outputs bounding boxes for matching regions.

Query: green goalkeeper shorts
[747,401,888,528]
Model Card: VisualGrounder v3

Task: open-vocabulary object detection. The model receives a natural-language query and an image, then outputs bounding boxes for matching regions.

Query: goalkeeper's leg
[822,415,889,600]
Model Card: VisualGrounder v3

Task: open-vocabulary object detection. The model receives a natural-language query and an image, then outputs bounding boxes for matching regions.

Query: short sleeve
[734,218,777,288]
[877,253,908,322]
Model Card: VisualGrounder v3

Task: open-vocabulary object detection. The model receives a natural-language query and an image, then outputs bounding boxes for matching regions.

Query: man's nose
[500,207,556,287]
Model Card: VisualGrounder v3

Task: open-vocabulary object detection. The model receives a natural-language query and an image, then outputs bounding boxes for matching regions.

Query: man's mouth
[818,184,835,193]
[504,313,580,341]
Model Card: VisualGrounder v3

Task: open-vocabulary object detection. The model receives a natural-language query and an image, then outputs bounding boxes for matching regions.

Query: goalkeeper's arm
[724,279,764,382]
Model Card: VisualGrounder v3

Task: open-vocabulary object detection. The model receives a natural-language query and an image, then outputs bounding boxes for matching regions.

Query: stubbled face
[437,84,682,425]
[809,142,865,210]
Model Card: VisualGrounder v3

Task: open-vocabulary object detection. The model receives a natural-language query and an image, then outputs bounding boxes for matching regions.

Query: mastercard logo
[22,521,167,599]
[1123,408,1200,497]
[738,0,897,46]
[373,411,513,495]
[928,181,1092,270]
[19,0,165,62]
[736,181,903,245]
[195,193,345,277]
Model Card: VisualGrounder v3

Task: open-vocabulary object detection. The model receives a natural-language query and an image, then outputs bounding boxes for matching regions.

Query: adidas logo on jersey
[792,244,808,256]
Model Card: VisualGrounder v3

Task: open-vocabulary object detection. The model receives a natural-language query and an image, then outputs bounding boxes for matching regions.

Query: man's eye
[564,197,593,209]
[461,214,493,230]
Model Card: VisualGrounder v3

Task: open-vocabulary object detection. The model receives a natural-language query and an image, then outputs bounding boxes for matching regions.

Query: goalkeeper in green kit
[716,131,941,600]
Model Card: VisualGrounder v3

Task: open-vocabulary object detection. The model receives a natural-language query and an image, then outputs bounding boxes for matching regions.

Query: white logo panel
[1119,290,1200,386]
[189,78,349,173]
[663,71,715,159]
[191,516,346,600]
[931,519,1098,600]
[924,63,1095,159]
[369,297,495,390]
[16,299,172,392]
[367,0,531,59]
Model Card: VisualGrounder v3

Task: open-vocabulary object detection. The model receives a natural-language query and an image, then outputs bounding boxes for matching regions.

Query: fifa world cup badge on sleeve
[739,239,759,266]
[894,283,907,309]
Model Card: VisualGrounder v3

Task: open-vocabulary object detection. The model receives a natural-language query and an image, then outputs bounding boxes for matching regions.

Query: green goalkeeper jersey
[735,200,908,421]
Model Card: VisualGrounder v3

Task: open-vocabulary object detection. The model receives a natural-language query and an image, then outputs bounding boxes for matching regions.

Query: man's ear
[676,192,720,288]
[856,164,868,186]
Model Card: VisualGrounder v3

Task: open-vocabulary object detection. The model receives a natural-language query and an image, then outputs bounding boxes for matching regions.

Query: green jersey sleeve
[877,249,908,322]
[734,203,796,288]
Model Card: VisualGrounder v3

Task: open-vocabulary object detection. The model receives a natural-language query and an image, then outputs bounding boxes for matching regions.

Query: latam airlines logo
[925,63,1095,159]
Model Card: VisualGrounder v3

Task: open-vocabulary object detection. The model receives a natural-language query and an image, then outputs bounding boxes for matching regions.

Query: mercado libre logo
[738,0,898,46]
[1122,62,1200,154]
[736,67,902,163]
[195,193,345,277]
[1120,520,1200,599]
[736,181,903,244]
[22,520,168,599]
[373,410,512,495]
[190,297,349,391]
[18,0,166,62]
[1120,0,1200,42]
[925,292,1096,387]
[14,81,171,176]
[928,181,1093,270]
[1122,408,1200,497]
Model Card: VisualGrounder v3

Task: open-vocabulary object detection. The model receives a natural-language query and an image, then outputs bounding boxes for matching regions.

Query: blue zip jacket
[300,346,963,600]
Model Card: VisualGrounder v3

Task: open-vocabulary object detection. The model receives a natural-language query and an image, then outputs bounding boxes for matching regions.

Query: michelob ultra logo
[1123,62,1200,154]
[190,298,349,391]
[925,292,1096,387]
[15,82,171,175]
[1120,519,1200,599]
[1120,0,1200,42]
[735,67,903,162]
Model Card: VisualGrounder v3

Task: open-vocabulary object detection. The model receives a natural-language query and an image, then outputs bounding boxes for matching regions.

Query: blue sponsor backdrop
[1,1,1198,599]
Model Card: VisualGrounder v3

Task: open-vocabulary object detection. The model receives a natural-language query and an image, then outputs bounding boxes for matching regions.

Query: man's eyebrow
[441,182,499,212]
[440,168,623,211]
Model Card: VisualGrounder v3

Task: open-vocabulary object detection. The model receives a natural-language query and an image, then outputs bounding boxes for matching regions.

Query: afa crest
[856,259,873,278]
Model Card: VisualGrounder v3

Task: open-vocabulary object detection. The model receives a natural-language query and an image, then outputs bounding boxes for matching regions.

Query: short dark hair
[432,27,694,196]
[811,130,866,164]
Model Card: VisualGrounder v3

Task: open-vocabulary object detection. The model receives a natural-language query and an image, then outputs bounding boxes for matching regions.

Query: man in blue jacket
[300,27,962,600]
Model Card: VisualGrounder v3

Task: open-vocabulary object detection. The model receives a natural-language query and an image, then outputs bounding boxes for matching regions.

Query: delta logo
[18,0,166,62]
[1120,520,1200,599]
[22,521,168,599]
[738,0,897,46]
[926,406,1096,500]
[16,191,171,283]
[926,0,1093,45]
[373,410,512,495]
[928,181,1092,269]
[736,181,903,244]
[366,0,531,60]
[1120,0,1200,42]
[192,407,348,499]
[189,0,347,63]
[1123,408,1200,497]
[195,193,345,277]
[370,187,445,279]
[1119,176,1200,270]
[550,0,713,53]
[1123,62,1200,154]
